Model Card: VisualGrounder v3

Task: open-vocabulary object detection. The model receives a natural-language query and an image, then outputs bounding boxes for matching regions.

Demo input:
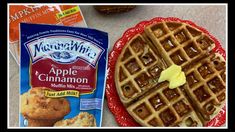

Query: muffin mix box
[9,5,87,65]
[19,23,108,127]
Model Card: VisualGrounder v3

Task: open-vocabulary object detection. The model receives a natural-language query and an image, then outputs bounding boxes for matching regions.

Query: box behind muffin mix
[9,5,87,65]
[19,23,108,127]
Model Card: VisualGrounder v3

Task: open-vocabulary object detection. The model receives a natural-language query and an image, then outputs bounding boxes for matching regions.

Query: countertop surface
[9,5,226,127]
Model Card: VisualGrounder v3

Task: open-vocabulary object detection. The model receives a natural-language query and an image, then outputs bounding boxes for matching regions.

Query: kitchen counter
[9,5,226,127]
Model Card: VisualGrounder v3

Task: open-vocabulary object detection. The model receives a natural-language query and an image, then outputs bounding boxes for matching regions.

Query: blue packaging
[19,23,108,127]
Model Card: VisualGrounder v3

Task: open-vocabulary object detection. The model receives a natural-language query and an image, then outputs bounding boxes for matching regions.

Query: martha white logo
[26,36,104,66]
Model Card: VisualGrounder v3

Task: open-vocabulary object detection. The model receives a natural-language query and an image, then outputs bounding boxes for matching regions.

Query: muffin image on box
[21,87,70,127]
[54,112,96,127]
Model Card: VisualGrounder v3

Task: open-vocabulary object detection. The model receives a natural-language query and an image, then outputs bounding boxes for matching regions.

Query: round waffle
[115,21,226,127]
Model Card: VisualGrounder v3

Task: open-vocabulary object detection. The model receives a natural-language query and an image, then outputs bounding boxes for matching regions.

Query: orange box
[9,5,87,65]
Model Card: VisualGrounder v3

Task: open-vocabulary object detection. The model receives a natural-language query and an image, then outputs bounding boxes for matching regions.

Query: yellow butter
[169,72,186,89]
[158,64,181,82]
[158,64,186,89]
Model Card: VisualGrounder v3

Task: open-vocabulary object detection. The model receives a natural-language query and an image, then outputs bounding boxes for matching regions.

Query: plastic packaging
[20,23,108,127]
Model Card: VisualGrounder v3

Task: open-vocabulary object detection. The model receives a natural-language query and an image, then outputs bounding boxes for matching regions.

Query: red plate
[106,17,226,127]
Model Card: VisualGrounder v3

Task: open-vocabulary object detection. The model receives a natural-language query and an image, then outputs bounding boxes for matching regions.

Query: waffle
[144,21,215,67]
[127,83,203,127]
[115,21,226,127]
[115,34,168,106]
[181,53,226,124]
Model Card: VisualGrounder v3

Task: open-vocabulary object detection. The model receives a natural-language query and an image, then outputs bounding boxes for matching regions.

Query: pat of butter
[169,72,186,89]
[158,64,186,89]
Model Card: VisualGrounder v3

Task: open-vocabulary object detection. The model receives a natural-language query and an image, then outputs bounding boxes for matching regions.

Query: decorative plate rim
[106,17,226,127]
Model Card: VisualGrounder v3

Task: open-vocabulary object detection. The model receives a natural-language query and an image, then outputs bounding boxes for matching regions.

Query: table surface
[9,5,226,127]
